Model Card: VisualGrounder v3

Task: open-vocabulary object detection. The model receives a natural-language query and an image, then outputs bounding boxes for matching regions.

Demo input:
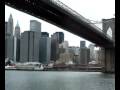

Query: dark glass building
[41,32,49,37]
[39,37,51,64]
[54,32,64,44]
[80,41,86,48]
[51,34,59,61]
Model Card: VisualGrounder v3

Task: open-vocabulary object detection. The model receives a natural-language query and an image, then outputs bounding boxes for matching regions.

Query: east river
[5,71,115,90]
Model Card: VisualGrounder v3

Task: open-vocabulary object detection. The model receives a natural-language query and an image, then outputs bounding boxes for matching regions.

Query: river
[5,71,115,90]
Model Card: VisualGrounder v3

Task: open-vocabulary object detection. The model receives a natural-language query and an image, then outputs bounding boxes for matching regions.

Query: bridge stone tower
[101,18,115,73]
[102,18,115,42]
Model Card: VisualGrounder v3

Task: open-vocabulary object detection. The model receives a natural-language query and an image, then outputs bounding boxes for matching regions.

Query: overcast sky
[5,0,115,47]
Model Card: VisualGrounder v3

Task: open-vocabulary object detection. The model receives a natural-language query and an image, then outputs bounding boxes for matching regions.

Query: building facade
[79,48,90,65]
[79,41,90,65]
[39,37,51,64]
[51,33,59,61]
[54,32,64,44]
[41,32,49,37]
[14,21,21,62]
[5,14,14,60]
[20,31,40,62]
[88,44,95,62]
[30,20,41,33]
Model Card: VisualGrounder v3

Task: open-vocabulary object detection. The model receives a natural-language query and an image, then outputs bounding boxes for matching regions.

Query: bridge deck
[5,0,114,48]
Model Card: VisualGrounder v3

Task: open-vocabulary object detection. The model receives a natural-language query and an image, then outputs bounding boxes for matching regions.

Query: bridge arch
[107,27,112,37]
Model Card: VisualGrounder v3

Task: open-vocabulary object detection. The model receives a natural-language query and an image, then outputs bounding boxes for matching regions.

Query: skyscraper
[6,14,14,60]
[54,32,64,44]
[20,31,40,62]
[14,21,21,62]
[14,21,20,38]
[50,32,64,61]
[30,20,41,33]
[88,44,95,62]
[79,41,90,65]
[39,37,51,64]
[51,33,59,61]
[20,20,41,62]
[7,14,13,37]
[79,48,90,65]
[20,31,29,62]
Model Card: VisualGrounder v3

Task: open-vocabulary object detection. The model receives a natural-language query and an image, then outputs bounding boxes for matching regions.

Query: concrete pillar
[104,48,115,73]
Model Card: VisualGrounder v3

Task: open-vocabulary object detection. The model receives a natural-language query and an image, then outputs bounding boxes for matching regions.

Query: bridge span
[5,0,114,48]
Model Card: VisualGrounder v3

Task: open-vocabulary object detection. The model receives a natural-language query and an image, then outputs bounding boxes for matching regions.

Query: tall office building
[54,32,64,44]
[88,44,95,62]
[20,31,40,62]
[79,48,90,65]
[79,41,90,65]
[6,37,14,60]
[20,31,29,62]
[50,32,64,61]
[51,34,59,61]
[5,14,14,60]
[30,20,41,33]
[39,37,51,64]
[7,14,13,37]
[14,21,20,38]
[14,21,21,62]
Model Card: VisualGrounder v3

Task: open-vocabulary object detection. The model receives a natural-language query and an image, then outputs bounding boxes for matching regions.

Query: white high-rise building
[14,21,20,38]
[14,21,21,62]
[30,20,41,33]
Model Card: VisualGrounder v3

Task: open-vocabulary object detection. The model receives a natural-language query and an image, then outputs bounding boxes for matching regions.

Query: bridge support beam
[103,48,115,73]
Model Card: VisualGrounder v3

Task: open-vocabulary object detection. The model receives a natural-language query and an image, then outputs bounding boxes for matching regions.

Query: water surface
[5,71,115,90]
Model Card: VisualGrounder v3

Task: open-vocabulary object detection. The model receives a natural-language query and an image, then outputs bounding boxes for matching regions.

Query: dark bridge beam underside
[5,0,114,48]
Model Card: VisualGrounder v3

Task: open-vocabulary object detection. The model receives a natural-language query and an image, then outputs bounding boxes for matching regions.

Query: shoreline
[5,69,115,74]
[5,68,104,72]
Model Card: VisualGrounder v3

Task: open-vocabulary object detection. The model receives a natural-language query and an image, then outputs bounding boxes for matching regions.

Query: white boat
[34,65,44,70]
[5,65,16,69]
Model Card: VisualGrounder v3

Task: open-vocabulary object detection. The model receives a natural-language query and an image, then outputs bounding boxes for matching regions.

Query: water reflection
[5,71,115,90]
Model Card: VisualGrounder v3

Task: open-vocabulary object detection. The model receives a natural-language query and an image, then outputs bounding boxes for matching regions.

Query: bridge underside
[5,0,114,48]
